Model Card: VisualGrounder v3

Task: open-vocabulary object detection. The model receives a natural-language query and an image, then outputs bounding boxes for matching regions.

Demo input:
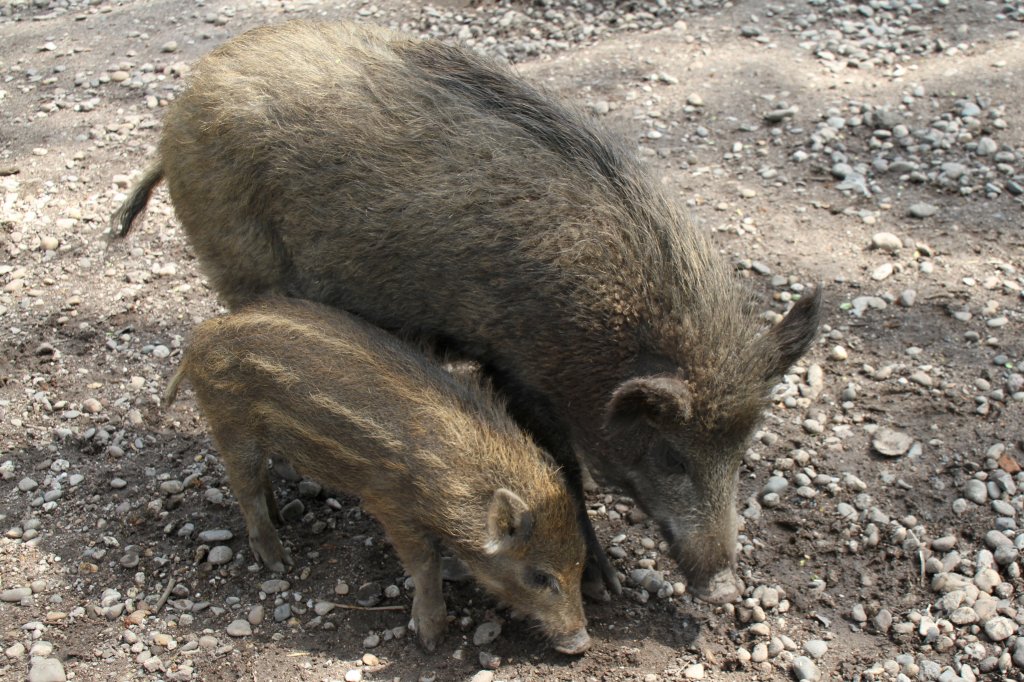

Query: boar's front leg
[393,531,447,651]
[561,455,621,601]
[483,369,622,599]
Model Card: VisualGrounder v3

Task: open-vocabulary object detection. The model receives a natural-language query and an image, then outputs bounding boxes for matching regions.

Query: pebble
[344,670,363,682]
[871,232,902,252]
[197,529,233,543]
[260,579,289,594]
[873,609,893,633]
[871,263,894,281]
[1,587,32,602]
[872,428,913,457]
[226,620,251,637]
[792,656,821,681]
[965,480,989,504]
[473,621,502,646]
[984,616,1015,641]
[683,663,705,679]
[909,203,939,218]
[207,545,233,565]
[469,673,494,682]
[18,478,38,492]
[804,639,828,659]
[248,605,265,625]
[28,658,66,682]
[363,633,380,648]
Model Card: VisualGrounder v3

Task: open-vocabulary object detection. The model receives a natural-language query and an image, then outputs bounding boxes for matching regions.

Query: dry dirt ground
[2,0,1024,681]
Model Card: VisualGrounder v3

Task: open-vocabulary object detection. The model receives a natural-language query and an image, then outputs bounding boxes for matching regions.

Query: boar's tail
[163,361,188,408]
[109,163,164,239]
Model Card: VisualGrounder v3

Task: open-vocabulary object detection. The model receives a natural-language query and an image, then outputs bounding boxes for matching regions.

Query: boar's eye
[528,570,560,594]
[653,441,688,476]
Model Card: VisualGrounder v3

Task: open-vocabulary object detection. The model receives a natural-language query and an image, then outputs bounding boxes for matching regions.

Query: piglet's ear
[604,375,693,435]
[759,287,823,382]
[485,488,533,555]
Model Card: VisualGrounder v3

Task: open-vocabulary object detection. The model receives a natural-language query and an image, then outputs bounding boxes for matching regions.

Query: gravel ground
[1,0,1023,680]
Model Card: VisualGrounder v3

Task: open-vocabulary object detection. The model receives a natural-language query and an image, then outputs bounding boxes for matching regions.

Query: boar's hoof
[692,570,742,604]
[410,608,447,652]
[271,457,303,482]
[581,576,611,603]
[249,536,292,573]
[553,628,591,655]
[410,620,444,653]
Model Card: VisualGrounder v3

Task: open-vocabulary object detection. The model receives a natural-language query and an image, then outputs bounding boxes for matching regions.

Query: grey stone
[965,480,989,504]
[871,232,902,252]
[28,658,66,682]
[792,656,821,681]
[804,639,827,659]
[984,616,1015,641]
[207,545,233,565]
[226,620,251,637]
[197,529,233,543]
[1,587,32,602]
[909,203,939,218]
[872,428,913,457]
[260,579,289,594]
[473,621,502,646]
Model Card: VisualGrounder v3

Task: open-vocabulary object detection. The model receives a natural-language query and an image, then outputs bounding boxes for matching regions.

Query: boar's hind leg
[219,438,292,572]
[393,533,447,652]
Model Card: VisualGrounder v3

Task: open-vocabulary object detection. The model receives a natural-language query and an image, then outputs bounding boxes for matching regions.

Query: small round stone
[792,656,821,681]
[871,232,902,252]
[872,428,913,457]
[248,605,265,625]
[226,620,252,637]
[260,579,289,594]
[28,657,66,682]
[804,639,828,659]
[473,621,502,646]
[908,202,938,218]
[207,546,233,565]
[198,529,234,543]
[984,616,1015,641]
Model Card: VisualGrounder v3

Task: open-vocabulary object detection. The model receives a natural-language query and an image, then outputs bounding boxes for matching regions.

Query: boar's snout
[552,627,591,655]
[689,568,742,604]
[661,513,742,604]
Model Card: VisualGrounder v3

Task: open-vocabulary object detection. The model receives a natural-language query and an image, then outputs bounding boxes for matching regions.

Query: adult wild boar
[113,21,821,603]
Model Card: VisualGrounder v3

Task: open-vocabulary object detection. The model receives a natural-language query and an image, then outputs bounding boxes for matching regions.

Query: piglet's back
[178,298,560,530]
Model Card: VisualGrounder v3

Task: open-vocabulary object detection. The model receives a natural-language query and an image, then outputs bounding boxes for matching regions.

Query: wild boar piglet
[166,298,589,654]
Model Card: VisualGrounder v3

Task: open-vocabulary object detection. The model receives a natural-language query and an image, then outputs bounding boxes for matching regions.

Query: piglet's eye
[529,570,560,593]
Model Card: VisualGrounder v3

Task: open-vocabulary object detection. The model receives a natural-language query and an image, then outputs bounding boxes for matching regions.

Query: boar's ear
[759,286,823,382]
[485,488,534,554]
[604,376,693,434]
